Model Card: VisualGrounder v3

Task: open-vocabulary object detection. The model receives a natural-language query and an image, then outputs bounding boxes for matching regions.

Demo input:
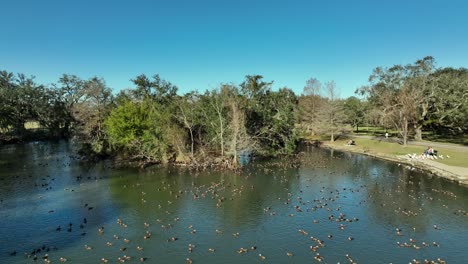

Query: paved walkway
[405,157,468,185]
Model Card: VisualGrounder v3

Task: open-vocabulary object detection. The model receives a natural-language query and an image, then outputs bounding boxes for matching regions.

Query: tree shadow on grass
[424,131,468,146]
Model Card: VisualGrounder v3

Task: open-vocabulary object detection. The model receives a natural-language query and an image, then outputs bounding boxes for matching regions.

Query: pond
[0,141,467,263]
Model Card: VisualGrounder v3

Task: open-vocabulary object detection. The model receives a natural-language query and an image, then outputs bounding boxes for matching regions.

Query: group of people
[423,146,436,156]
[407,146,440,160]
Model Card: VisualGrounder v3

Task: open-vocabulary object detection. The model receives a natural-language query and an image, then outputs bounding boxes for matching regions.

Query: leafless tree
[319,81,349,142]
[298,78,323,135]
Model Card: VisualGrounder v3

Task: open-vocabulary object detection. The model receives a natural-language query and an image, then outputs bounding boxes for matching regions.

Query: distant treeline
[298,56,468,145]
[1,56,467,166]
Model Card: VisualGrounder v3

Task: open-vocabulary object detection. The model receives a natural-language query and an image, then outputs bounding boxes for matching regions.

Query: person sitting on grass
[423,146,437,156]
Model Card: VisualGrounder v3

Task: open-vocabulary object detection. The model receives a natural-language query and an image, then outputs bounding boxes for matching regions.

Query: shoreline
[320,142,468,186]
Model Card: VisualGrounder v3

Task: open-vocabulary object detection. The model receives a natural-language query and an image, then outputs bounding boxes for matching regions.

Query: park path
[407,157,468,185]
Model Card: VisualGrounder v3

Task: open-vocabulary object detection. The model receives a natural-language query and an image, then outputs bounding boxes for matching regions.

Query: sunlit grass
[25,121,41,129]
[351,126,468,146]
[354,126,398,135]
[0,122,41,133]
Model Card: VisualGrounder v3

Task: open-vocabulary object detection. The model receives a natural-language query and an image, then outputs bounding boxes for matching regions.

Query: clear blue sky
[1,0,467,98]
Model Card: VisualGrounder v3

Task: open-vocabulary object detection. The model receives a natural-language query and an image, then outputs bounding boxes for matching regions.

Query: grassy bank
[324,137,468,168]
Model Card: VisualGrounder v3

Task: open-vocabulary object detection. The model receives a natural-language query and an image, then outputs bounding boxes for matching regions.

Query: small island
[1,57,467,178]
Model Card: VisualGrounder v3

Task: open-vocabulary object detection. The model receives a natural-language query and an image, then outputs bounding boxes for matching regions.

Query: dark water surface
[0,142,467,263]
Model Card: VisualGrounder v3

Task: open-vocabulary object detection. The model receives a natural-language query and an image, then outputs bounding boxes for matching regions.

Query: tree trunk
[309,125,315,136]
[13,121,26,136]
[414,125,423,141]
[402,117,408,146]
[415,102,428,141]
[49,124,61,138]
[189,129,194,158]
[330,131,334,142]
[220,134,224,157]
[229,101,238,166]
[232,151,238,167]
[217,106,224,157]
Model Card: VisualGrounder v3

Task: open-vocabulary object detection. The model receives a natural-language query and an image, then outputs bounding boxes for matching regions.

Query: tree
[429,68,468,133]
[240,75,272,100]
[262,87,298,154]
[298,78,324,135]
[318,81,348,142]
[198,88,229,157]
[56,74,86,134]
[105,99,174,164]
[174,92,200,159]
[357,56,437,144]
[241,75,298,155]
[73,77,113,154]
[0,71,46,135]
[0,71,73,138]
[105,74,185,164]
[343,96,365,132]
[407,57,437,140]
[391,85,418,145]
[58,74,86,107]
[34,88,69,137]
[131,74,177,103]
[224,85,253,166]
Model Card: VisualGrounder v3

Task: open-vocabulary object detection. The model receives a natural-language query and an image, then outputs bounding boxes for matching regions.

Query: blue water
[0,142,467,263]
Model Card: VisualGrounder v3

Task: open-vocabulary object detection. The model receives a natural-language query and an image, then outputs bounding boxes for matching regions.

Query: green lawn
[25,121,41,129]
[1,121,41,133]
[353,126,399,136]
[352,126,468,146]
[326,138,468,168]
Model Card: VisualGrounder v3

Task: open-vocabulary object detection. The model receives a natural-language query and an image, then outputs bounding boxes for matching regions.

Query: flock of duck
[2,146,467,264]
